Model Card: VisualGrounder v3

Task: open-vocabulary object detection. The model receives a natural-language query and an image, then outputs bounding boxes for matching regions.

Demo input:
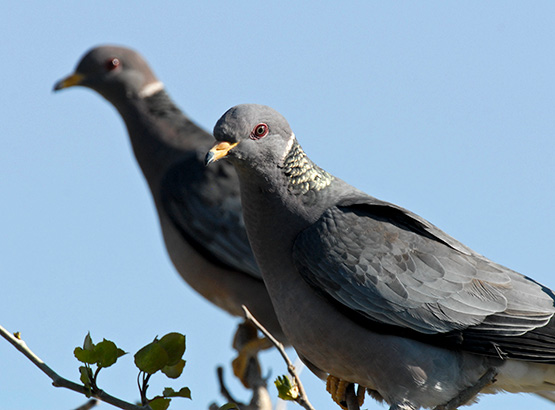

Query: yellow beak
[205,141,239,165]
[53,73,85,91]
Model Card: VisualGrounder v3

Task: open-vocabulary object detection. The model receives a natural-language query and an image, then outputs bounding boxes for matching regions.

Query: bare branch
[214,359,273,410]
[216,366,241,405]
[241,306,315,410]
[74,399,99,410]
[0,325,149,410]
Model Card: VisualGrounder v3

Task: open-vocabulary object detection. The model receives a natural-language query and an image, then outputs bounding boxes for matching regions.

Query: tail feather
[536,391,555,403]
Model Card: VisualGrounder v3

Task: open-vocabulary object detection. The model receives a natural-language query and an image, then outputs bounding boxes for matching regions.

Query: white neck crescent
[138,81,165,98]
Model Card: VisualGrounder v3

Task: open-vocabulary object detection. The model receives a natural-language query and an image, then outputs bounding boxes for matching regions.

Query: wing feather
[293,200,555,359]
[161,153,260,278]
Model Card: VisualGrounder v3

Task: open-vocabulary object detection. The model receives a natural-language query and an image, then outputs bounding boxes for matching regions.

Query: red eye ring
[105,58,120,71]
[250,123,269,140]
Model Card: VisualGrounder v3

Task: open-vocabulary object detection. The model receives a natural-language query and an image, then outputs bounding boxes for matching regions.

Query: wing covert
[293,202,554,341]
[161,153,261,278]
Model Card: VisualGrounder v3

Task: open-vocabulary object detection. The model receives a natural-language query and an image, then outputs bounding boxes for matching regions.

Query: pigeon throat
[280,135,333,196]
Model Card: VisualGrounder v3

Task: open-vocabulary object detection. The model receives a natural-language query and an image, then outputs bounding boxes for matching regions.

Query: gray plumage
[53,47,285,344]
[207,103,555,409]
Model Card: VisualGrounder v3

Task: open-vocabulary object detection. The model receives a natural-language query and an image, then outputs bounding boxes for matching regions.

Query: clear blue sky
[2,2,555,409]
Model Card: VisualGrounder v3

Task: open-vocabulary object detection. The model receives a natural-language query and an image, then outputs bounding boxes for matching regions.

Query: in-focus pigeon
[53,48,286,381]
[206,103,555,410]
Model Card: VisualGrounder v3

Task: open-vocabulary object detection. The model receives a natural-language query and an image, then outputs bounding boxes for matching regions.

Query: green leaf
[218,403,239,410]
[158,333,185,366]
[74,346,99,364]
[148,397,171,410]
[79,366,92,398]
[275,375,299,401]
[161,359,186,379]
[79,366,92,386]
[75,337,126,367]
[134,341,169,374]
[163,386,191,399]
[95,339,126,368]
[83,332,94,351]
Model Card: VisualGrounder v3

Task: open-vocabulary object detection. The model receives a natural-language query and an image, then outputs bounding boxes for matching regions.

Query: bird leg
[232,320,273,388]
[326,375,366,410]
[432,368,498,410]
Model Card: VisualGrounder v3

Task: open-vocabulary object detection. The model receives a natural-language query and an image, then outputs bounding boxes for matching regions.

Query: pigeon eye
[251,123,269,140]
[105,58,120,71]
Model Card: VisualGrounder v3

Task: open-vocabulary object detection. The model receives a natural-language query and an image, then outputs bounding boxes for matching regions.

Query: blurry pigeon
[53,48,286,377]
[206,103,555,410]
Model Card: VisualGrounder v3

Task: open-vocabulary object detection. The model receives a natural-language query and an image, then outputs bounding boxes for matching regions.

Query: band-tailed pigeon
[206,103,555,410]
[53,48,286,381]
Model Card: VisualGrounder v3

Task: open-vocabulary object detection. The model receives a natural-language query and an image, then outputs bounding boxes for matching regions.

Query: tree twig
[74,399,99,410]
[0,325,149,410]
[216,366,241,405]
[241,306,315,410]
[214,356,272,410]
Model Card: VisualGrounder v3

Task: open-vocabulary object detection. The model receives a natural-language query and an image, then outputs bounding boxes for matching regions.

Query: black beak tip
[204,151,215,167]
[52,80,64,92]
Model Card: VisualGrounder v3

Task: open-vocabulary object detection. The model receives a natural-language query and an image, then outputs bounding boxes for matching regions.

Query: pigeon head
[206,104,333,197]
[53,45,163,102]
[206,104,295,170]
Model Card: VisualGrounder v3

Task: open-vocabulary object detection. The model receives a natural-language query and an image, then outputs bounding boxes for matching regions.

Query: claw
[326,375,349,409]
[232,348,261,388]
[231,321,273,387]
[326,375,366,410]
